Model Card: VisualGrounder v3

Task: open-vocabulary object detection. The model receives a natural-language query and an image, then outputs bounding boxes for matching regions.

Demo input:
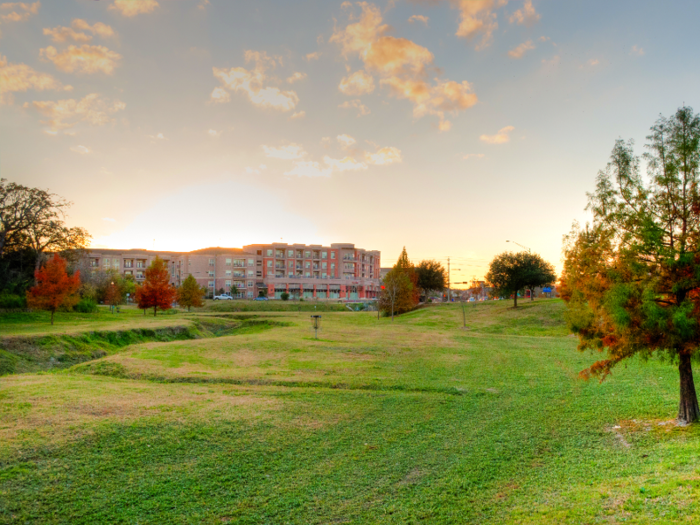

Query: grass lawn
[1,299,699,524]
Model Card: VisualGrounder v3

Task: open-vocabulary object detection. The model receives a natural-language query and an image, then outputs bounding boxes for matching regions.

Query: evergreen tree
[178,275,205,312]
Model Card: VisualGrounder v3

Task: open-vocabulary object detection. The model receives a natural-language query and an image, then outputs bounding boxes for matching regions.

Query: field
[1,299,699,524]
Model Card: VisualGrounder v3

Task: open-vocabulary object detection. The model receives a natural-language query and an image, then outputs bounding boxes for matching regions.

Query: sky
[3,0,700,285]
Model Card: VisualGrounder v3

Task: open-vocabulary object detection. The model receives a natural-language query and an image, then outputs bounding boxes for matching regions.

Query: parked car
[213,294,233,300]
[254,296,269,301]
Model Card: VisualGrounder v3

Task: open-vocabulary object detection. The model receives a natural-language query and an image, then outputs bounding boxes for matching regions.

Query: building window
[234,259,245,267]
[331,263,335,270]
[226,270,232,276]
[305,251,311,258]
[288,250,294,257]
[226,258,232,265]
[289,261,294,267]
[248,259,255,267]
[103,259,110,268]
[208,271,215,277]
[322,251,327,259]
[209,258,215,266]
[247,270,254,277]
[256,271,262,277]
[248,281,254,288]
[124,270,132,276]
[322,273,327,278]
[208,281,215,288]
[112,259,120,269]
[267,249,273,256]
[266,260,272,267]
[225,280,231,287]
[234,281,245,289]
[247,291,254,298]
[322,262,327,269]
[124,260,133,268]
[136,271,145,279]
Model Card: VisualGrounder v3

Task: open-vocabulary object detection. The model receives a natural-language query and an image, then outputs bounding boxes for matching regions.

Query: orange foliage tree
[134,256,177,316]
[26,253,80,325]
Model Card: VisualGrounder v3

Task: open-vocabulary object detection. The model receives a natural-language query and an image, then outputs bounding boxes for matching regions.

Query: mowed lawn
[1,300,699,524]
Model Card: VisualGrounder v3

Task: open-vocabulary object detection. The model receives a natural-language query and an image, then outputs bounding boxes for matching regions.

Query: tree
[177,275,205,312]
[486,251,556,308]
[561,106,700,424]
[280,292,290,301]
[468,278,483,300]
[26,254,80,325]
[416,260,447,300]
[134,257,177,316]
[104,281,122,313]
[378,269,411,321]
[394,247,420,307]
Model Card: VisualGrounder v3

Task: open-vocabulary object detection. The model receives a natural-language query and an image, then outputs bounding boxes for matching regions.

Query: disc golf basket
[310,315,322,339]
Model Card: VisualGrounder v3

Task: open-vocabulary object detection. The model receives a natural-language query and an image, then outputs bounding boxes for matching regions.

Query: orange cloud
[331,2,476,129]
[40,45,122,75]
[508,40,535,59]
[0,1,39,22]
[43,19,115,43]
[323,156,367,172]
[305,52,321,61]
[338,70,375,95]
[26,93,126,130]
[290,110,306,119]
[339,99,371,116]
[480,125,514,144]
[0,55,69,104]
[109,0,159,17]
[286,71,307,83]
[262,143,306,160]
[408,15,429,25]
[454,0,508,49]
[212,51,299,111]
[509,0,540,26]
[365,146,402,165]
[337,134,356,148]
[72,19,116,38]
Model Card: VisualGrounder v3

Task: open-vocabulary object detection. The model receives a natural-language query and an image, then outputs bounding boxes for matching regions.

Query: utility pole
[447,257,451,302]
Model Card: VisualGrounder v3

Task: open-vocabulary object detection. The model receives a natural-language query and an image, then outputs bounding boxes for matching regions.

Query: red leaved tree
[27,253,81,325]
[135,256,177,316]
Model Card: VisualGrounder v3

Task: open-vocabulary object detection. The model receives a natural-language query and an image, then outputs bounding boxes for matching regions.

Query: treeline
[0,179,90,307]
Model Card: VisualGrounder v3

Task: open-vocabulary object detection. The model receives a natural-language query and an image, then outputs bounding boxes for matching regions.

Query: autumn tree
[468,278,483,300]
[134,256,177,316]
[378,270,411,321]
[177,274,205,312]
[104,281,122,313]
[416,259,447,300]
[26,253,80,325]
[486,251,556,308]
[562,106,700,424]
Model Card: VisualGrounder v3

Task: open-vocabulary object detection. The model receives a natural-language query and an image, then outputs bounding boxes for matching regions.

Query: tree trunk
[513,293,518,308]
[143,308,146,316]
[530,289,534,301]
[678,352,700,424]
[153,306,157,317]
[50,309,54,325]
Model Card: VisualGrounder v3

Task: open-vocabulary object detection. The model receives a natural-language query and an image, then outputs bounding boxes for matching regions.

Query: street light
[506,240,531,253]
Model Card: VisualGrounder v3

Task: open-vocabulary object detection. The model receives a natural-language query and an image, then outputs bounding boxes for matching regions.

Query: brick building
[82,243,381,300]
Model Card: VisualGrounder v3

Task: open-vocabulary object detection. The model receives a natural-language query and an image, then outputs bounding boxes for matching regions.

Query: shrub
[280,292,290,301]
[0,293,26,309]
[74,298,98,313]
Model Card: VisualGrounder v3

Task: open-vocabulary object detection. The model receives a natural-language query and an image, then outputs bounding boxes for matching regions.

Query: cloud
[26,93,126,131]
[585,58,599,67]
[438,119,451,131]
[305,52,321,61]
[44,20,116,43]
[212,50,299,111]
[284,160,331,178]
[286,71,307,83]
[40,45,122,75]
[480,125,514,144]
[0,1,39,22]
[452,0,509,50]
[408,14,429,25]
[148,132,166,141]
[630,45,644,56]
[508,40,535,59]
[70,145,91,154]
[331,2,477,129]
[290,110,305,119]
[209,87,230,103]
[208,129,221,137]
[0,54,68,104]
[339,99,370,116]
[463,153,485,159]
[338,69,375,96]
[109,0,159,17]
[323,156,367,172]
[336,134,356,148]
[245,164,267,175]
[198,0,210,8]
[102,217,116,222]
[509,0,540,26]
[262,143,306,160]
[365,146,402,165]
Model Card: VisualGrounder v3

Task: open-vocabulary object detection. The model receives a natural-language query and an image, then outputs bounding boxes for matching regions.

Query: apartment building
[82,243,381,300]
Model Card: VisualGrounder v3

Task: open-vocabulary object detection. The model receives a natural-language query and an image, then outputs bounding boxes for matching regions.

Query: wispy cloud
[337,134,356,148]
[290,110,305,119]
[40,45,122,75]
[245,164,267,174]
[0,54,70,104]
[109,0,159,17]
[43,19,116,43]
[480,125,514,144]
[0,1,40,22]
[463,153,485,159]
[408,14,429,25]
[286,71,307,83]
[305,52,321,61]
[339,70,375,96]
[212,50,299,111]
[26,93,126,131]
[339,99,370,116]
[631,45,644,56]
[509,0,540,26]
[508,40,535,59]
[262,143,307,160]
[70,145,91,154]
[208,129,222,138]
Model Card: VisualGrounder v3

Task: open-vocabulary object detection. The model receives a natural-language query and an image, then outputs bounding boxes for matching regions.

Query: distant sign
[542,287,552,293]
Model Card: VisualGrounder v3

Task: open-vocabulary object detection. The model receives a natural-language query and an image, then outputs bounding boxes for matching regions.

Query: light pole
[506,240,531,253]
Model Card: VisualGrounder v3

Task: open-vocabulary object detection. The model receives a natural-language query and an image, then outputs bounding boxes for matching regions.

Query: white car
[213,294,233,300]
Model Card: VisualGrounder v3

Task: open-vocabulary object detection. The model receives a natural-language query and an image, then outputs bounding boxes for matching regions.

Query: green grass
[1,299,699,523]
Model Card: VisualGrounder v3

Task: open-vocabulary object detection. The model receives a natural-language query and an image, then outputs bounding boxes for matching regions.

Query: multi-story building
[81,243,381,300]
